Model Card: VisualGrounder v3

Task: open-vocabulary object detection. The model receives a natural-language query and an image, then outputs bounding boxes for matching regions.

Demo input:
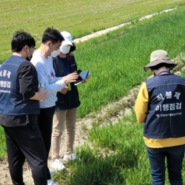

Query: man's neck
[13,52,26,59]
[38,44,49,58]
[59,53,67,58]
[155,67,169,75]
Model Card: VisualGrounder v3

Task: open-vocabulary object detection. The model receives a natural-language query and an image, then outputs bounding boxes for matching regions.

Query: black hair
[69,42,76,52]
[150,63,174,71]
[42,28,64,44]
[11,31,35,52]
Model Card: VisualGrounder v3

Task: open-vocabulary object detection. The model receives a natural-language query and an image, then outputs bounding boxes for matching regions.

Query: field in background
[1,5,185,160]
[1,3,185,184]
[0,0,185,62]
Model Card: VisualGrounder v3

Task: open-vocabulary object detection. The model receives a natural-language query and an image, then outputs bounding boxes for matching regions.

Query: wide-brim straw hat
[144,50,177,71]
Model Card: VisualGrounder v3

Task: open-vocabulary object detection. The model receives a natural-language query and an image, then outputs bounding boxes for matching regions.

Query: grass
[52,111,185,185]
[50,8,185,185]
[0,0,185,61]
[1,2,185,184]
[1,4,185,120]
[75,5,185,118]
[2,5,185,160]
[180,68,185,77]
[50,59,185,185]
[81,123,87,131]
[0,126,7,160]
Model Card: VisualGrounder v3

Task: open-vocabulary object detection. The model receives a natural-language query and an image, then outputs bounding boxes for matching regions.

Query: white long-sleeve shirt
[31,50,66,108]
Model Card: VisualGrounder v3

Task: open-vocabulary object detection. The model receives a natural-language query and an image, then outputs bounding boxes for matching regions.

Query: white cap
[61,31,73,46]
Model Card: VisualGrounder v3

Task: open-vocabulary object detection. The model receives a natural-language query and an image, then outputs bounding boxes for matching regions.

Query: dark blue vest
[53,54,80,110]
[0,55,39,115]
[144,74,185,139]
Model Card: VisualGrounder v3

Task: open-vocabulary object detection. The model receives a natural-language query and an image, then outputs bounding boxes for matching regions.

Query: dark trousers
[146,145,184,185]
[38,106,55,180]
[4,124,47,185]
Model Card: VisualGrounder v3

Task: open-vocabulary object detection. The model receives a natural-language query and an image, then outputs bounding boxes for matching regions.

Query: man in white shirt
[31,28,78,185]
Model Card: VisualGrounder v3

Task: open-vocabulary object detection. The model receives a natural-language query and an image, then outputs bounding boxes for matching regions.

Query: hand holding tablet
[74,70,90,86]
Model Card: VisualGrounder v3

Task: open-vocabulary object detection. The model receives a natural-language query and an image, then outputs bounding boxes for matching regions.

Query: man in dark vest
[135,50,185,185]
[0,31,48,185]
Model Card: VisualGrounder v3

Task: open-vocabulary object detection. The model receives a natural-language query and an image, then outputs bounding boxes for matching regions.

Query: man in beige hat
[135,50,185,185]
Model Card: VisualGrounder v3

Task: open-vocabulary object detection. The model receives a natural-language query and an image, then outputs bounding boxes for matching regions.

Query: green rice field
[76,5,185,118]
[1,2,185,185]
[51,7,185,184]
[1,3,185,162]
[0,0,185,61]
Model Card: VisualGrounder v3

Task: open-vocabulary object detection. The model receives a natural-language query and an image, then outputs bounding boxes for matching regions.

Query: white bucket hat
[60,31,73,46]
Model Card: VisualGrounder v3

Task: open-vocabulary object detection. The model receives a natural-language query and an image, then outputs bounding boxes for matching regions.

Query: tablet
[74,70,90,86]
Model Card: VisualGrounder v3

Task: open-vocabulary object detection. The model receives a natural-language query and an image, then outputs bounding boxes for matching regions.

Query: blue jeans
[146,145,184,185]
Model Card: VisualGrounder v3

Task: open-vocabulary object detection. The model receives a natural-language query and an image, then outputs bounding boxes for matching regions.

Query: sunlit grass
[75,6,185,118]
[1,6,185,161]
[0,0,184,59]
[0,126,6,160]
[53,111,185,184]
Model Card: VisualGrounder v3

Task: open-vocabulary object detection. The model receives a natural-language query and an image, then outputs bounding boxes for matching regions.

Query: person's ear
[24,45,28,50]
[22,45,28,53]
[48,41,52,47]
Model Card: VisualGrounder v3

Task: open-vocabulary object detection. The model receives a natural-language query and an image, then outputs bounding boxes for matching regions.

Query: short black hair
[69,42,76,52]
[150,63,174,70]
[11,31,35,52]
[42,28,64,44]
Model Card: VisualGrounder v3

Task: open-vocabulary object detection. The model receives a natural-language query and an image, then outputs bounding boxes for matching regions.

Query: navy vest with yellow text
[144,74,185,139]
[0,55,39,115]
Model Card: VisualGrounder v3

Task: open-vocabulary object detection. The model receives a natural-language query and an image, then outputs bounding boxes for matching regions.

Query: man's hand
[81,79,87,83]
[37,91,47,100]
[82,74,90,83]
[63,72,78,84]
[60,86,68,94]
[87,73,90,79]
[30,91,46,101]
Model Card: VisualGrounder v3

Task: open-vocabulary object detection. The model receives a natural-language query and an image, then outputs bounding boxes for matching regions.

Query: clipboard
[74,70,90,86]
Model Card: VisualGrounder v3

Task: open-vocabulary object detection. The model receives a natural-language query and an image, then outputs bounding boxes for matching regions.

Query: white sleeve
[34,62,66,95]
